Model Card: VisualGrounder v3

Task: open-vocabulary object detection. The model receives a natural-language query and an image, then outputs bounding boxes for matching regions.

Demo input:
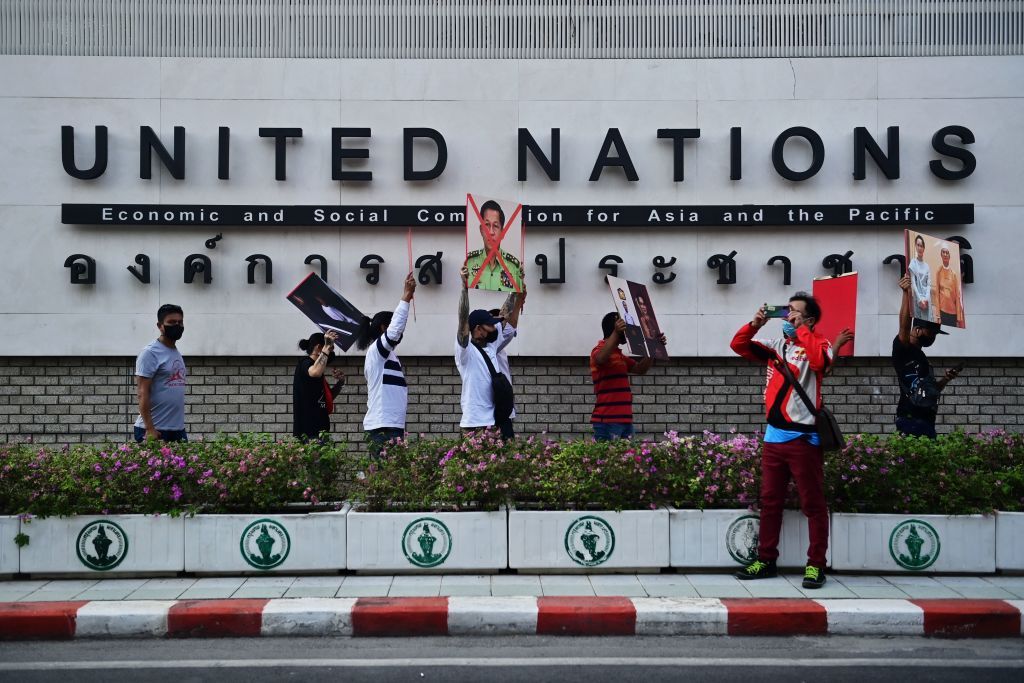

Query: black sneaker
[802,565,826,589]
[735,559,777,580]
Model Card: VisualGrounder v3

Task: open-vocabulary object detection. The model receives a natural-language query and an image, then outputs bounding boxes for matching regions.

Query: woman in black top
[293,331,346,440]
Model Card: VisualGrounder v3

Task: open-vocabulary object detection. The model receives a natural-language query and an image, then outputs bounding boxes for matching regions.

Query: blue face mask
[781,321,798,339]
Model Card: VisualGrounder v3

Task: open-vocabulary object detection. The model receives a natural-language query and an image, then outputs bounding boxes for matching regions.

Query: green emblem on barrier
[565,515,615,567]
[726,514,760,565]
[889,519,940,571]
[240,519,291,570]
[76,520,128,571]
[402,517,452,568]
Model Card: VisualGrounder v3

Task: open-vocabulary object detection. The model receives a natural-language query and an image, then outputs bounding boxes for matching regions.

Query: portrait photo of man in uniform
[465,195,525,293]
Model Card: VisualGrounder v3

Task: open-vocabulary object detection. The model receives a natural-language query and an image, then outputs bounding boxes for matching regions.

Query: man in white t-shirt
[456,267,524,439]
[487,291,526,437]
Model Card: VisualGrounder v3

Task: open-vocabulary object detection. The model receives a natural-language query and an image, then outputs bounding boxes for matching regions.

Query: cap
[468,309,500,329]
[912,318,950,335]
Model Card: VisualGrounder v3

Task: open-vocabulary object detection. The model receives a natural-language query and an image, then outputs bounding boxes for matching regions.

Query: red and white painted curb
[0,597,1021,640]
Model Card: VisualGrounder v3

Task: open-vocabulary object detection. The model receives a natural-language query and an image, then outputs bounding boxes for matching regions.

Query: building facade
[1,2,1022,444]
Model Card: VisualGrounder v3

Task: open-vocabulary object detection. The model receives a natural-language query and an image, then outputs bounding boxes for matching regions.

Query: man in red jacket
[729,292,834,589]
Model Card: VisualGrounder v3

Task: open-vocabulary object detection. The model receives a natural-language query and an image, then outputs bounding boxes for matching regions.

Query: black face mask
[162,324,184,341]
[484,329,499,344]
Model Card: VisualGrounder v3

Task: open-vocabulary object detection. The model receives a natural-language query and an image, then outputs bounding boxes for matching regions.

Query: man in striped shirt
[589,312,665,440]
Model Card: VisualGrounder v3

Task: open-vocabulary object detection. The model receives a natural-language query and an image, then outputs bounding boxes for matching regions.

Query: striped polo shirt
[590,338,638,424]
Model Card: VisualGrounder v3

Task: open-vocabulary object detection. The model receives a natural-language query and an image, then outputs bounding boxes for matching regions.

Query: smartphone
[764,304,790,319]
[951,362,965,373]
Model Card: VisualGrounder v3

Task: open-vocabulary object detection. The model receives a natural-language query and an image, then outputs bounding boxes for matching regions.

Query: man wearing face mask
[893,274,959,438]
[456,267,522,438]
[134,304,188,442]
[730,293,833,589]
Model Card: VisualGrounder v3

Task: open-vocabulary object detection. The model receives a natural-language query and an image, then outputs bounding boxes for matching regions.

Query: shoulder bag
[474,344,515,423]
[773,348,845,452]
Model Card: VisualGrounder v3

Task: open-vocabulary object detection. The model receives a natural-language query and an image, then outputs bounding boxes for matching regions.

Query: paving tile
[282,577,345,599]
[540,575,595,596]
[21,580,99,601]
[830,575,900,587]
[683,573,746,586]
[589,575,647,597]
[884,575,945,587]
[178,577,246,600]
[336,576,393,598]
[692,584,752,598]
[982,578,1024,599]
[0,581,50,602]
[779,574,857,598]
[741,580,805,598]
[233,576,297,599]
[126,579,197,601]
[943,585,1018,600]
[75,579,150,601]
[638,583,702,598]
[440,575,491,597]
[490,575,542,597]
[389,576,442,597]
[843,587,912,599]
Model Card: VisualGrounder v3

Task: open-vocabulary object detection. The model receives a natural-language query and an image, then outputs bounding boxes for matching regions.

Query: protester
[456,267,521,438]
[908,233,932,322]
[729,293,833,588]
[488,290,526,437]
[589,313,666,441]
[893,274,961,438]
[134,304,188,442]
[292,330,345,441]
[357,273,416,456]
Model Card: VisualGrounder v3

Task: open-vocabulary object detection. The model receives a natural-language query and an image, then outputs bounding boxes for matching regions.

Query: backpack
[475,344,515,423]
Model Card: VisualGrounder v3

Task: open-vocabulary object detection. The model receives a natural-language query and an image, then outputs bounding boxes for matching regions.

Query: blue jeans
[593,422,634,441]
[134,427,188,443]
[895,417,937,439]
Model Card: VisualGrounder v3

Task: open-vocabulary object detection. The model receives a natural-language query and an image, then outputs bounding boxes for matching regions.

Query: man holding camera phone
[894,274,962,438]
[730,293,834,588]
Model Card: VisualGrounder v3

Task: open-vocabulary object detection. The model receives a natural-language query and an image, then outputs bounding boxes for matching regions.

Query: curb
[0,598,1021,640]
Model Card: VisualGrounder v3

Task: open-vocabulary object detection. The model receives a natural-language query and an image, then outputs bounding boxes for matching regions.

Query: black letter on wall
[518,128,560,181]
[61,125,108,180]
[853,126,900,180]
[771,126,824,181]
[730,127,742,181]
[218,127,230,180]
[259,127,303,181]
[403,128,447,181]
[590,128,639,182]
[140,125,185,180]
[332,127,372,181]
[656,128,700,182]
[930,125,976,180]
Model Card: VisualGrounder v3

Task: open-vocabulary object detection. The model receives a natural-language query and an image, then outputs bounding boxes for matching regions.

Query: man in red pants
[729,293,834,589]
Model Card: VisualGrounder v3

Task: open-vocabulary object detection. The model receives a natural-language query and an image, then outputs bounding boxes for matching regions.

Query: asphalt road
[0,635,1021,683]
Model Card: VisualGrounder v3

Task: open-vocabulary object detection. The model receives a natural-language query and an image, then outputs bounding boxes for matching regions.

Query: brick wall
[1,356,1021,446]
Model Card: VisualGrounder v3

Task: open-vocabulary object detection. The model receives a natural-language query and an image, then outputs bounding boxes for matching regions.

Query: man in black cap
[456,267,521,438]
[893,274,961,438]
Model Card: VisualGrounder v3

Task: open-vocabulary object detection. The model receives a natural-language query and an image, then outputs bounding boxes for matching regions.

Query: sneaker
[735,559,777,580]
[802,565,826,589]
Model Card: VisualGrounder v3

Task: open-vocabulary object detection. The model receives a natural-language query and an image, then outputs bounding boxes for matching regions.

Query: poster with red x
[465,193,525,293]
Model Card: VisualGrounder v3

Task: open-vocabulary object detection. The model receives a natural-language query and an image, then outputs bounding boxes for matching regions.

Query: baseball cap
[468,309,500,329]
[912,318,949,335]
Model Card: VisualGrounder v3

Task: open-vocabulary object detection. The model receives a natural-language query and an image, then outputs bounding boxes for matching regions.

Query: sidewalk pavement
[1,574,1022,640]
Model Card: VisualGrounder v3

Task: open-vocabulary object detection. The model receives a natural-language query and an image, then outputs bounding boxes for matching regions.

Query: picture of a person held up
[465,194,525,293]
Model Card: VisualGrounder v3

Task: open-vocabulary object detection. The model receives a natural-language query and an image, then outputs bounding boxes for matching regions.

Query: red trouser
[758,439,829,568]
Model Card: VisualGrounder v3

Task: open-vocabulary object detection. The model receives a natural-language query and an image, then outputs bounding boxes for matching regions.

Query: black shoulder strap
[474,343,499,378]
[775,343,820,417]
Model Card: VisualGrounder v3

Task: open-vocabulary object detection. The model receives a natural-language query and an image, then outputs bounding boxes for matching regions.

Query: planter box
[508,507,669,571]
[1,517,19,575]
[830,513,996,573]
[995,511,1024,571]
[347,507,507,572]
[184,505,350,573]
[18,514,184,575]
[669,508,830,569]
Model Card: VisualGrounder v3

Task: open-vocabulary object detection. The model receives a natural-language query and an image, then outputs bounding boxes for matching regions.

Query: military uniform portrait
[465,194,525,293]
